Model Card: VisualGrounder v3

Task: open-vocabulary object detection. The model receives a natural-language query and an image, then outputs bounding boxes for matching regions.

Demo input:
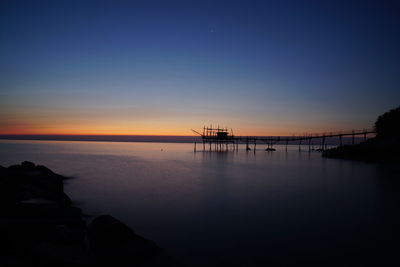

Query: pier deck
[193,126,376,152]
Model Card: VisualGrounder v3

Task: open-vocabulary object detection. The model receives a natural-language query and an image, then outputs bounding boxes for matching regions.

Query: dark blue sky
[1,0,399,135]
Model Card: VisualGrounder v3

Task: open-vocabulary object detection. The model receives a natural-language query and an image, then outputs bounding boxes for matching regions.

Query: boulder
[30,241,95,264]
[35,165,61,178]
[0,162,173,265]
[21,161,35,169]
[88,215,161,264]
[2,162,66,206]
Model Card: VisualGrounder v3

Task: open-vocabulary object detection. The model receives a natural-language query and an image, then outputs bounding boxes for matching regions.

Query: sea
[0,140,399,266]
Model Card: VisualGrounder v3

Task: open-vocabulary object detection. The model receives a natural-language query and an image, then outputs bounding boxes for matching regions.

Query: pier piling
[192,126,375,153]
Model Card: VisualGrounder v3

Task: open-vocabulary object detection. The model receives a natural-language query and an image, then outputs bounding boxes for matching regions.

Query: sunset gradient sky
[1,0,399,136]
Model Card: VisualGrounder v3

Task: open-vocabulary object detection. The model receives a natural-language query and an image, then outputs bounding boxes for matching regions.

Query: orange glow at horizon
[0,106,374,136]
[0,121,367,137]
[0,0,396,144]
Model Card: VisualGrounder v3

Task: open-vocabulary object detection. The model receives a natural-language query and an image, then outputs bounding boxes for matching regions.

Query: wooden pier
[192,126,376,152]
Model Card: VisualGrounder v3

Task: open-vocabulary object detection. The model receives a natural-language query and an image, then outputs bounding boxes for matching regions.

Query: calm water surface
[1,140,399,265]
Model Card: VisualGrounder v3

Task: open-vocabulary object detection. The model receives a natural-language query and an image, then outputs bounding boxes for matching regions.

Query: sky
[1,0,399,136]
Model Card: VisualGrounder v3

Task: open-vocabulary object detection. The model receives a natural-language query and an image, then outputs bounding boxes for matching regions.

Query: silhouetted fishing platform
[192,126,376,152]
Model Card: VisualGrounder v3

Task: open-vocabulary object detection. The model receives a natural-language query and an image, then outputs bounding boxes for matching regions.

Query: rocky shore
[0,161,176,265]
[323,106,400,163]
[323,137,400,163]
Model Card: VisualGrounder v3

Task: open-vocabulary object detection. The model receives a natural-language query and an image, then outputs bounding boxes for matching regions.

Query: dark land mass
[323,136,400,162]
[324,106,400,163]
[0,161,177,265]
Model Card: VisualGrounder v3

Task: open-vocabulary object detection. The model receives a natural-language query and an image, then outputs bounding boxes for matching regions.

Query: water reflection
[200,151,232,212]
[0,141,399,265]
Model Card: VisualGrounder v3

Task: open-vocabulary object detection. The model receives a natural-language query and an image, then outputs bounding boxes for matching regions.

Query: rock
[30,241,95,264]
[0,162,172,265]
[88,215,161,264]
[54,222,87,244]
[88,215,136,243]
[35,165,60,177]
[16,183,71,206]
[323,138,400,162]
[21,161,35,169]
[2,162,67,207]
[30,173,64,194]
[325,106,400,162]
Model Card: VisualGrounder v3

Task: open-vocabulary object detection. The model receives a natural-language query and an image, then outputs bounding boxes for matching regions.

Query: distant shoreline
[0,134,367,145]
[0,135,202,143]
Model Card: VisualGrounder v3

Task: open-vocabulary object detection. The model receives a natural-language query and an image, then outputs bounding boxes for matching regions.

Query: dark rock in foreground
[88,215,162,264]
[0,161,177,265]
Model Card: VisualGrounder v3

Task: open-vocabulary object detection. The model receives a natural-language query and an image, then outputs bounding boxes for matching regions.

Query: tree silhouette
[374,106,400,138]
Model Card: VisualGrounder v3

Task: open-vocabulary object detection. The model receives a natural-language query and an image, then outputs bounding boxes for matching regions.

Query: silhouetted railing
[194,127,376,152]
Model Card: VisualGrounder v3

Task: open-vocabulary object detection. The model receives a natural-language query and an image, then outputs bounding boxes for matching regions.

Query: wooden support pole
[193,129,373,154]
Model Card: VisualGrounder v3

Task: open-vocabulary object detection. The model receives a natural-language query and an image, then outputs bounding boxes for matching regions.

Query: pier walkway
[192,127,376,152]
